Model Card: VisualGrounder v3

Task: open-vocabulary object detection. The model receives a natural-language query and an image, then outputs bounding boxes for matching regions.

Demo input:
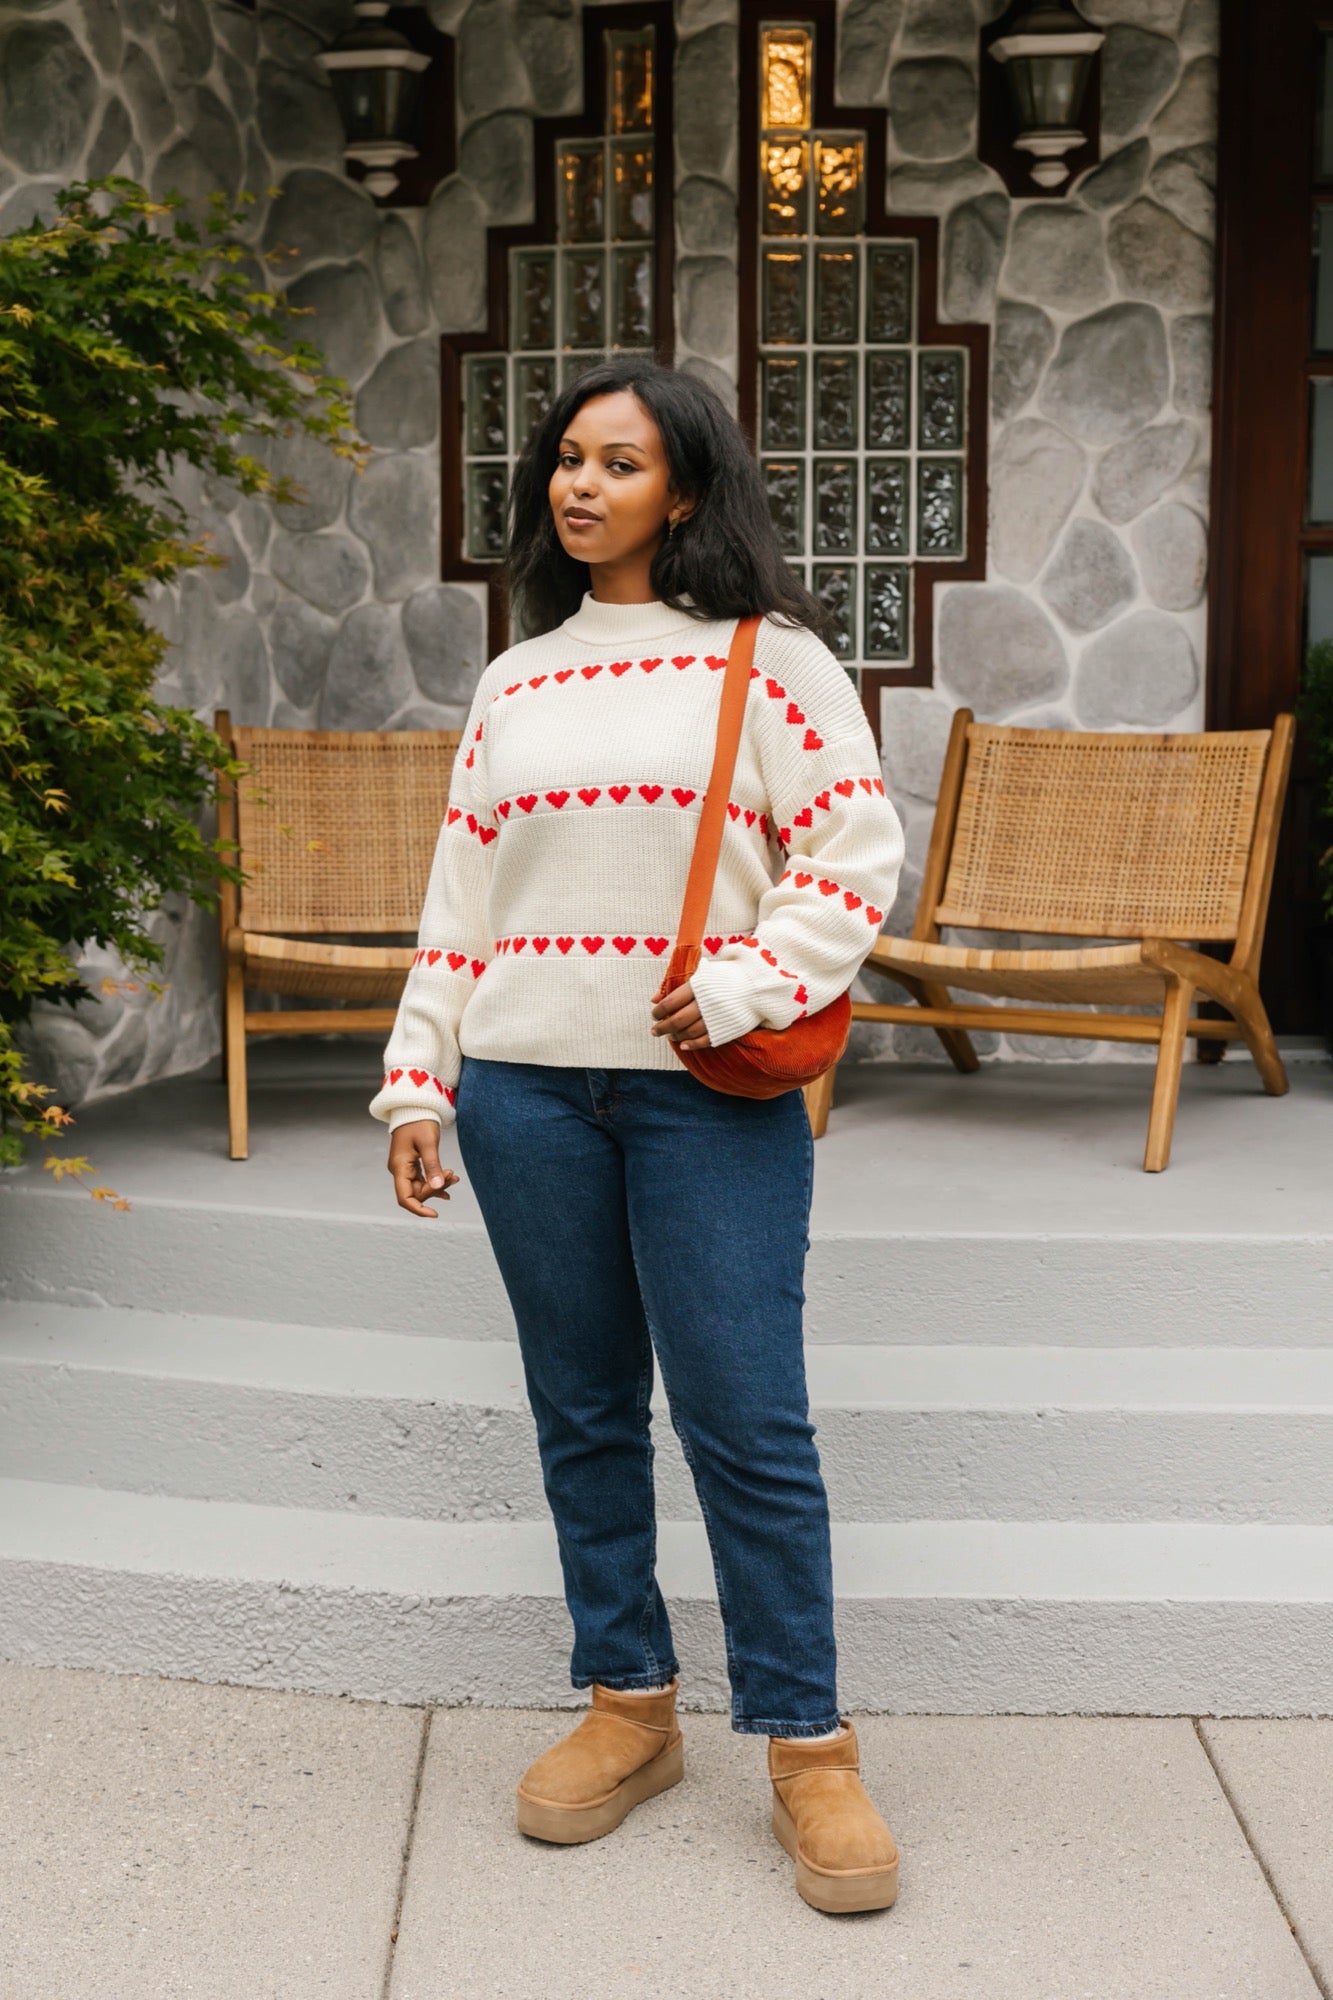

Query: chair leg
[803,1064,836,1139]
[224,962,249,1161]
[1144,978,1194,1173]
[1230,985,1289,1097]
[898,974,982,1074]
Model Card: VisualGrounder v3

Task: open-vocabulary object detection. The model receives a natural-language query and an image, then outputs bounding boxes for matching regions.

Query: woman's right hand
[388,1119,461,1219]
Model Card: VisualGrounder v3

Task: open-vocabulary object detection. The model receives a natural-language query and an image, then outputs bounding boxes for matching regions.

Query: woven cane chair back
[935,724,1274,941]
[231,727,460,935]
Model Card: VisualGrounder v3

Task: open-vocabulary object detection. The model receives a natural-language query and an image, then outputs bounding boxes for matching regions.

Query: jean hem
[571,1666,680,1692]
[732,1713,843,1739]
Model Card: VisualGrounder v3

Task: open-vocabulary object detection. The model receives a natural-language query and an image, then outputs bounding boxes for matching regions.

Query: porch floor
[25,1034,1333,1232]
[3,1656,1330,2000]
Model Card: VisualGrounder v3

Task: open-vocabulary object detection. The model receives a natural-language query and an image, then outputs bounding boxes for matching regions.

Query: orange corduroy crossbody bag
[651,614,852,1099]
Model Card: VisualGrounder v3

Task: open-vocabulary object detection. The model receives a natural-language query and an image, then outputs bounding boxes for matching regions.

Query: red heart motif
[785,702,805,725]
[705,654,727,671]
[609,660,633,676]
[727,802,740,820]
[859,777,874,792]
[672,655,695,670]
[804,730,823,751]
[465,812,477,832]
[464,750,474,768]
[582,664,602,679]
[497,800,511,818]
[388,1069,403,1084]
[556,936,575,953]
[741,808,753,827]
[814,791,830,811]
[433,1076,445,1094]
[866,907,883,926]
[555,669,575,683]
[609,785,630,802]
[765,678,784,700]
[793,985,808,1006]
[531,937,550,954]
[640,658,661,672]
[778,827,791,845]
[577,787,601,806]
[645,937,669,955]
[818,879,838,896]
[447,808,461,824]
[612,936,635,955]
[426,948,443,965]
[704,936,723,953]
[760,948,778,967]
[496,939,508,953]
[545,791,569,809]
[834,779,855,797]
[793,808,813,828]
[475,724,483,740]
[470,959,485,976]
[874,778,885,794]
[750,665,760,679]
[529,675,547,689]
[512,937,527,953]
[446,951,466,970]
[638,784,663,803]
[582,936,604,953]
[517,795,537,813]
[504,683,521,696]
[478,826,497,845]
[409,1068,429,1087]
[795,871,813,887]
[844,890,863,910]
[760,815,769,837]
[444,1085,457,1105]
[671,787,695,807]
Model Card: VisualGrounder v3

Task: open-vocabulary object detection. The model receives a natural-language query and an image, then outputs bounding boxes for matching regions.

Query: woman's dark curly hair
[504,357,833,644]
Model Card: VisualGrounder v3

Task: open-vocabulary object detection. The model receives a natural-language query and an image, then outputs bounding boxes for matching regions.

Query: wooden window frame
[439,0,676,659]
[738,0,990,742]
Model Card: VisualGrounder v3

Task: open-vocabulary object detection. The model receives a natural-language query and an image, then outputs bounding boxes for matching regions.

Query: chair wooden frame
[801,708,1296,1171]
[215,711,461,1159]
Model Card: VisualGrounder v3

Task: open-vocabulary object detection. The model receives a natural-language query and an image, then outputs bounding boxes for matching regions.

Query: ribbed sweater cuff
[689,959,764,1047]
[388,1107,444,1133]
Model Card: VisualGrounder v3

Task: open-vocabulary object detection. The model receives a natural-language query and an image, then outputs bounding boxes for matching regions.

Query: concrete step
[3,1478,1332,1714]
[4,1178,1330,1345]
[6,1302,1333,1525]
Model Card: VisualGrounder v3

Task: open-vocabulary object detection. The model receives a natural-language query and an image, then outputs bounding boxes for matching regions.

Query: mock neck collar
[561,593,705,646]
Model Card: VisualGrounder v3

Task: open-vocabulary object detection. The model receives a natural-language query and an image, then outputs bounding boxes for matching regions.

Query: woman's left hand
[651,980,712,1050]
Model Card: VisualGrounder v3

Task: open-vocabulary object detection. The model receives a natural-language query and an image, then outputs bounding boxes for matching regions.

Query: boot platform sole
[516,1737,684,1845]
[771,1796,899,1914]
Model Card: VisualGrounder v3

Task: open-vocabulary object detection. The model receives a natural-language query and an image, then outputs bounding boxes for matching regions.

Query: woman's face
[548,390,687,575]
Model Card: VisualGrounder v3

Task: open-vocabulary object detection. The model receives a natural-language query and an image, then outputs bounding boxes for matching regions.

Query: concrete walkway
[2,1662,1330,2000]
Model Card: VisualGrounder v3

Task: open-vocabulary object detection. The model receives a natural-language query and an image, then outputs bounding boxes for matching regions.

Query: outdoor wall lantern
[316,1,454,207]
[980,1,1104,197]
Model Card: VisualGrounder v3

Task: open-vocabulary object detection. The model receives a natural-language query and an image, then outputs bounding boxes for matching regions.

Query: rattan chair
[803,708,1295,1171]
[215,711,461,1158]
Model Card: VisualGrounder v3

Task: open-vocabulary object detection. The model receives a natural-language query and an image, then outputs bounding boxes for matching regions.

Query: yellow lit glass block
[762,27,811,131]
[814,137,864,234]
[762,139,808,234]
[608,29,654,133]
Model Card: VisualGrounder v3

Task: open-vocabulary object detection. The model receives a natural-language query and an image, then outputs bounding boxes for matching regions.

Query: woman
[370,358,906,1915]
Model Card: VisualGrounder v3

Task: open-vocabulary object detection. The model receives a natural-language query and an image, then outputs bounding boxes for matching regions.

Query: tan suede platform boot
[768,1723,899,1913]
[515,1681,684,1844]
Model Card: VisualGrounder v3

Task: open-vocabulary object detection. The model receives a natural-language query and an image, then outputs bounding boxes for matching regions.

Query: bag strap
[674,614,762,956]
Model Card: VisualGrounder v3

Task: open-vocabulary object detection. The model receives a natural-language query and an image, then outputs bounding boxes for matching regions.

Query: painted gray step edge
[4,1484,1333,1714]
[4,1188,1331,1342]
[4,1306,1333,1523]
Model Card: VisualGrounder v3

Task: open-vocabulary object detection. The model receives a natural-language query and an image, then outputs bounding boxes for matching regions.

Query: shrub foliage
[0,178,363,1172]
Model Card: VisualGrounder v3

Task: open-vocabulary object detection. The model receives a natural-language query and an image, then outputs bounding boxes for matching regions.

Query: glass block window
[755,23,971,681]
[458,25,659,565]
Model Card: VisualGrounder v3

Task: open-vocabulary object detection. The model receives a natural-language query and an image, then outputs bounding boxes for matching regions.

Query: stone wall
[2,0,1218,1103]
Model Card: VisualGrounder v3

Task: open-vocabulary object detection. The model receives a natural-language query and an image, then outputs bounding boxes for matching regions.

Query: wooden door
[1210,1,1332,1028]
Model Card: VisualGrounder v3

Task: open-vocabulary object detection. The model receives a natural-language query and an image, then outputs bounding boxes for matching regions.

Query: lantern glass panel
[1004,50,1093,133]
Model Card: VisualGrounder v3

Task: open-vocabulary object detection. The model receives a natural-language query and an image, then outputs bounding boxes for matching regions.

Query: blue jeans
[453,1056,840,1737]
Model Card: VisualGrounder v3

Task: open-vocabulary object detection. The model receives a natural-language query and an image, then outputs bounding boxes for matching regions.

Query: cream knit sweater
[369,595,905,1132]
